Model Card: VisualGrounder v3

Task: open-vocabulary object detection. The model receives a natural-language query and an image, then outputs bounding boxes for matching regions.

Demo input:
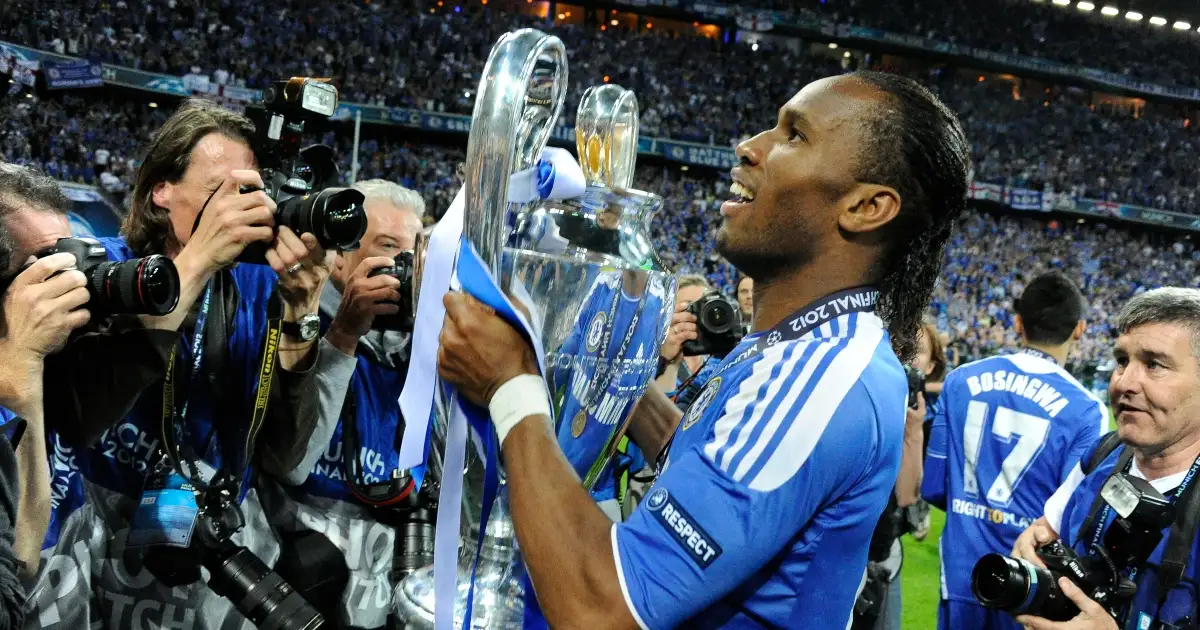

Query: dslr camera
[682,291,743,357]
[971,473,1175,621]
[238,78,368,264]
[142,479,325,630]
[4,237,180,315]
[367,250,418,332]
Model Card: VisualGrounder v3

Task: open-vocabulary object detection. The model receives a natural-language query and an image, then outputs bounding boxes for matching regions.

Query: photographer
[261,179,425,629]
[73,99,329,628]
[1010,287,1200,630]
[654,274,711,395]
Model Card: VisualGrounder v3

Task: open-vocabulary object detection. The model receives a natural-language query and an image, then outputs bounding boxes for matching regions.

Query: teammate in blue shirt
[435,71,972,628]
[923,271,1108,630]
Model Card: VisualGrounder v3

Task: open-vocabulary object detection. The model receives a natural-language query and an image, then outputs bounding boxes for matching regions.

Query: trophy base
[392,562,527,630]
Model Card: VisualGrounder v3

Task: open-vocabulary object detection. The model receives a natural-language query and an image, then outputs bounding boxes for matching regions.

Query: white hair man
[262,179,429,628]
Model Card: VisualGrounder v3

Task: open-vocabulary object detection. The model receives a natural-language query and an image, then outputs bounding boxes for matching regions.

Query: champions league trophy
[393,28,674,629]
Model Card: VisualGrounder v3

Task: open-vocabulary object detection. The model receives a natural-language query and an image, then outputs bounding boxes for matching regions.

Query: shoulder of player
[696,324,892,492]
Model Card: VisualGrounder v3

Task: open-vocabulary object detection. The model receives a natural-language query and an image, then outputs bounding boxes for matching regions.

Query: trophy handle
[463,29,568,275]
[575,85,640,190]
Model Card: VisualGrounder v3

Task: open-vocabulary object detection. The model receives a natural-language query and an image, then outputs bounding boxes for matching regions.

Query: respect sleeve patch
[644,487,723,568]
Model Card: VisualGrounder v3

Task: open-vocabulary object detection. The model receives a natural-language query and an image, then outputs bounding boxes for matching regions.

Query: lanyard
[656,285,880,473]
[161,277,283,496]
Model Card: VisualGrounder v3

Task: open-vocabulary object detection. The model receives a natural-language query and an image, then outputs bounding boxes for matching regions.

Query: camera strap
[161,270,282,497]
[655,285,880,474]
[339,382,414,507]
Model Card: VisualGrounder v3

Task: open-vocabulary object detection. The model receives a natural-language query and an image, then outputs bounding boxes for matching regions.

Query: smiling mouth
[729,181,756,203]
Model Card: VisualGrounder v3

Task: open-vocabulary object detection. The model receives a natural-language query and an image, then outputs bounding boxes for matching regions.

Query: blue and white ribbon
[396,147,586,630]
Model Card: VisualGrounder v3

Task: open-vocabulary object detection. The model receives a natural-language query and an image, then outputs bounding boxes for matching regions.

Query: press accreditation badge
[126,468,200,549]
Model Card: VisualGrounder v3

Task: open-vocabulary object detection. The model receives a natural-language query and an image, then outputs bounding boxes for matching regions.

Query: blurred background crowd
[1,0,1198,385]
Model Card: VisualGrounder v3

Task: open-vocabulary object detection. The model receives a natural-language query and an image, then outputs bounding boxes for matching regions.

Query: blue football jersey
[614,309,906,628]
[923,350,1108,603]
[550,270,669,499]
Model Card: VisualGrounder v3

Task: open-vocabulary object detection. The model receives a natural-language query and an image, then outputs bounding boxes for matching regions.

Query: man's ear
[151,181,172,210]
[837,184,902,234]
[1073,320,1085,342]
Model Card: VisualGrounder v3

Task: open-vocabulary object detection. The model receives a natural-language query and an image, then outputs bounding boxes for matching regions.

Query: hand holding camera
[660,300,698,364]
[681,291,743,358]
[1,252,91,361]
[265,226,333,311]
[327,256,403,355]
[177,169,277,274]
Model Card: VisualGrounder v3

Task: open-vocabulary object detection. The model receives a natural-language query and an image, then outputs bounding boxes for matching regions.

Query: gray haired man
[1011,287,1200,630]
[260,179,427,629]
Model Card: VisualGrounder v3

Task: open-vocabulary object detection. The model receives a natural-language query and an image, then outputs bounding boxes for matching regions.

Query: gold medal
[572,409,588,438]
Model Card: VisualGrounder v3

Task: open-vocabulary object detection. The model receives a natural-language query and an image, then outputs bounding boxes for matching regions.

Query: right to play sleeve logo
[645,488,723,568]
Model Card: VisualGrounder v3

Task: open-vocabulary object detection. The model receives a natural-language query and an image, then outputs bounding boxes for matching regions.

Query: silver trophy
[394,29,674,629]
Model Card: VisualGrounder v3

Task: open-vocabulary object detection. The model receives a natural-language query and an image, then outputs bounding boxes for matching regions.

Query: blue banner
[659,140,739,169]
[43,59,103,89]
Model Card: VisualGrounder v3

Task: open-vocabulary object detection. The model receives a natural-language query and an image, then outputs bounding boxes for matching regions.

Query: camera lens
[972,554,1038,611]
[88,255,181,316]
[206,543,324,630]
[700,298,736,334]
[308,188,368,251]
[971,553,1078,620]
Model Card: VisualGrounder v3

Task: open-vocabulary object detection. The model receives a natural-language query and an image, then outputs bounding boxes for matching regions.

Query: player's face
[1110,322,1200,453]
[717,75,881,279]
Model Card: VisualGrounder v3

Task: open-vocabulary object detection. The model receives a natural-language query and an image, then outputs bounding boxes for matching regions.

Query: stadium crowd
[2,0,1199,378]
[4,0,1200,214]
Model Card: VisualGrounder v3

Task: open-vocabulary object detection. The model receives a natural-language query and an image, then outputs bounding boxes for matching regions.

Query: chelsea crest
[585,311,607,352]
[682,376,722,431]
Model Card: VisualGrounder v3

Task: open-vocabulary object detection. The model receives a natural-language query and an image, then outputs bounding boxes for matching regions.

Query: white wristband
[488,374,553,446]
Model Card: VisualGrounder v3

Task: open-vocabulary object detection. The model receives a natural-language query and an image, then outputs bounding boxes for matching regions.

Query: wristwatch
[281,313,321,342]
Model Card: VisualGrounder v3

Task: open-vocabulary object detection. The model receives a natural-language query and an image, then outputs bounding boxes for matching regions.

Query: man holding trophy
[433,60,972,629]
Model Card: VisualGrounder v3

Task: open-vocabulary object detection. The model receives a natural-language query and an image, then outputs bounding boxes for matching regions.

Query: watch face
[300,314,321,341]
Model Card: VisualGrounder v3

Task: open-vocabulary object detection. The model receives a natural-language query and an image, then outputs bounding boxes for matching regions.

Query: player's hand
[178,170,277,272]
[326,257,402,355]
[1011,516,1059,569]
[1014,577,1118,630]
[660,300,698,363]
[2,253,91,357]
[438,291,538,407]
[266,226,333,311]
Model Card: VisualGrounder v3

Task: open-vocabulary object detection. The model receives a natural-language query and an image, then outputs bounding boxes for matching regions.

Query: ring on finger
[286,262,303,274]
[672,325,679,335]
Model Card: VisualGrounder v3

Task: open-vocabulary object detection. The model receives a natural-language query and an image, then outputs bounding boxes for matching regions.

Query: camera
[238,78,368,264]
[6,237,180,315]
[681,291,743,357]
[143,485,324,630]
[971,473,1175,621]
[905,364,926,409]
[367,251,418,332]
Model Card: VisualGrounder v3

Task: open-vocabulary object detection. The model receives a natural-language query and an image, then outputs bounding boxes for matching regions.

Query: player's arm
[921,387,949,511]
[436,293,848,629]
